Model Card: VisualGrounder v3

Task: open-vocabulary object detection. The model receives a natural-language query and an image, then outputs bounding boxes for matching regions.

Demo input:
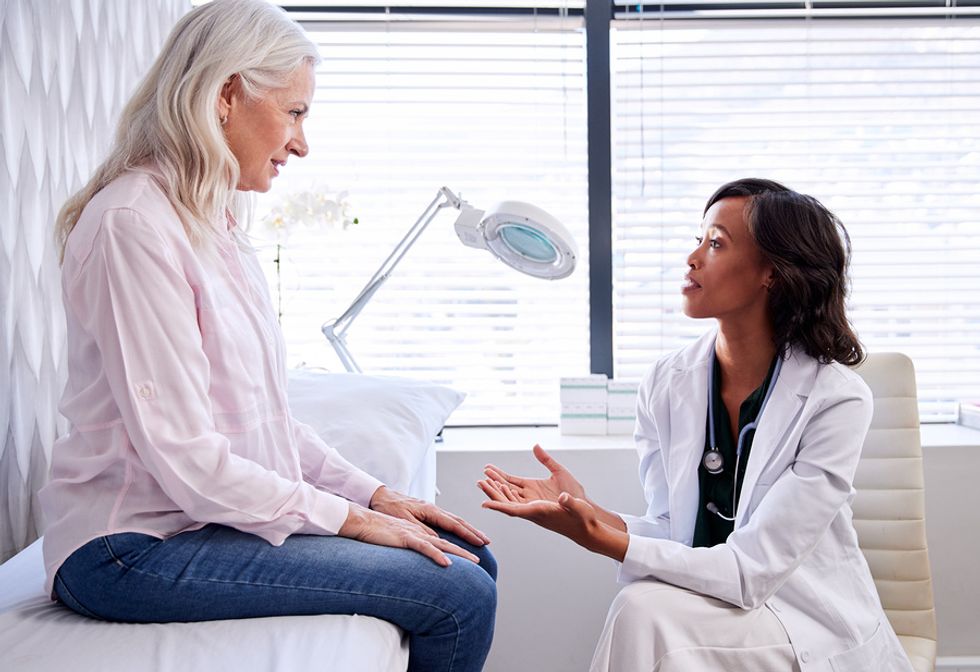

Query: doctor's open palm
[480,444,587,504]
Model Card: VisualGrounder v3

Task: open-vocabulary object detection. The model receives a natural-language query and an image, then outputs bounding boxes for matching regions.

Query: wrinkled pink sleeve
[68,208,351,543]
[293,420,385,505]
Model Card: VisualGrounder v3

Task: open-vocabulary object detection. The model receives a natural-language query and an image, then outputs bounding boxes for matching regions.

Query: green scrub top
[692,354,779,548]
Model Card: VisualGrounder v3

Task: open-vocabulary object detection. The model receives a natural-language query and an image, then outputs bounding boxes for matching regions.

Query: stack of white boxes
[559,374,608,435]
[559,375,639,436]
[606,380,639,435]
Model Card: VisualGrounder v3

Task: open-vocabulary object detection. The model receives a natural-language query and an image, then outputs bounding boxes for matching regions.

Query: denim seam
[118,566,462,615]
[101,535,129,568]
[54,573,106,620]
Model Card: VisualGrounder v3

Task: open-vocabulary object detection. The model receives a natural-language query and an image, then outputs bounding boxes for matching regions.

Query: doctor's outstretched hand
[478,445,629,561]
[482,444,586,505]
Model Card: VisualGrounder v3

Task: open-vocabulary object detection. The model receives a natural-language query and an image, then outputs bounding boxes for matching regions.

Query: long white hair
[55,0,320,260]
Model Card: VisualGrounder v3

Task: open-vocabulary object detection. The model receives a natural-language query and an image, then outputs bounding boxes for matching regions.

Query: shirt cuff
[617,533,653,584]
[344,470,385,508]
[312,460,385,508]
[618,512,644,535]
[299,490,352,536]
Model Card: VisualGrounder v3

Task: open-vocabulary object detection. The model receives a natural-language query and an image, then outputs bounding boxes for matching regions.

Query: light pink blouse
[40,167,382,595]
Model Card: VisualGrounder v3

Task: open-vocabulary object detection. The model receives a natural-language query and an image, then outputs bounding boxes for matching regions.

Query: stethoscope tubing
[705,344,783,521]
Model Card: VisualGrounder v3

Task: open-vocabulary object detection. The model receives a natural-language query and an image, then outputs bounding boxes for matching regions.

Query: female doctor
[479,178,913,672]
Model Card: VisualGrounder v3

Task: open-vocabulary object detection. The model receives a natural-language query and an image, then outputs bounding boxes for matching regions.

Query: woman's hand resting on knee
[369,485,490,547]
[339,500,482,567]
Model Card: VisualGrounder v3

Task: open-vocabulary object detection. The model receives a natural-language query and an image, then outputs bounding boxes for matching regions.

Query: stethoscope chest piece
[702,344,785,521]
[702,449,724,474]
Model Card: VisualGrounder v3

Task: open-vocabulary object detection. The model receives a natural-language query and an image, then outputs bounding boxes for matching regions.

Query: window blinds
[610,16,980,421]
[612,1,980,20]
[252,14,590,424]
[284,1,583,8]
[282,1,584,23]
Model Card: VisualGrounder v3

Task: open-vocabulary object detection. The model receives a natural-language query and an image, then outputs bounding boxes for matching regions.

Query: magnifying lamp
[322,186,577,373]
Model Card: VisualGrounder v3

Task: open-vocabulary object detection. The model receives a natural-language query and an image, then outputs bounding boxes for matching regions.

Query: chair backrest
[852,353,937,672]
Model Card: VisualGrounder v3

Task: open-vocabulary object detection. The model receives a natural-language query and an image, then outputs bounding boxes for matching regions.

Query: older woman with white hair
[40,2,496,671]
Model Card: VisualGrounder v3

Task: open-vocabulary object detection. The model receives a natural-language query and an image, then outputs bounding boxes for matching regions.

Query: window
[248,1,979,424]
[610,10,980,420]
[253,8,590,424]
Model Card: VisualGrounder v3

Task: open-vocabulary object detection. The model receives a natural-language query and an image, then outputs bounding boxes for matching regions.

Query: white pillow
[286,370,464,493]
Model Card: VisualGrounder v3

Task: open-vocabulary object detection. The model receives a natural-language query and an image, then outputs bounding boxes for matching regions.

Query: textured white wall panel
[0,0,189,563]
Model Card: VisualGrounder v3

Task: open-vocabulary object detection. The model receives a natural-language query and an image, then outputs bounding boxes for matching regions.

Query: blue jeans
[54,524,497,672]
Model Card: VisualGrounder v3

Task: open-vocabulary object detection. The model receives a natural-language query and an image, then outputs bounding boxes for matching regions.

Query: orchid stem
[274,242,282,325]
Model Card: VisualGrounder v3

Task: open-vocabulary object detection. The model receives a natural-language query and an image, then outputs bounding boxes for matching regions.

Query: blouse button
[137,384,153,399]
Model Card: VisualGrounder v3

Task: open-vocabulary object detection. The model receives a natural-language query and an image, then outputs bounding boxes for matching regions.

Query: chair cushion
[853,353,937,670]
[898,635,938,672]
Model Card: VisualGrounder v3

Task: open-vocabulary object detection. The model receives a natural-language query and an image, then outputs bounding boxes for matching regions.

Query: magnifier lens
[499,224,558,263]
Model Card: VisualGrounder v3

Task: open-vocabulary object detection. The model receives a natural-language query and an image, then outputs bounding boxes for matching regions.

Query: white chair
[853,353,938,672]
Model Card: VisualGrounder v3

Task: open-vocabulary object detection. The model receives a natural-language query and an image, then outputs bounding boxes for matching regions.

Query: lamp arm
[322,186,464,372]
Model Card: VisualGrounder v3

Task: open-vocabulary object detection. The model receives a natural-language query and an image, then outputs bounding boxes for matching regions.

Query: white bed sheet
[0,539,409,672]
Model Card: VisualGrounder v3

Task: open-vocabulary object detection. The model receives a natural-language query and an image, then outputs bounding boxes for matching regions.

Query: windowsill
[440,426,634,452]
[438,423,980,452]
[918,422,980,449]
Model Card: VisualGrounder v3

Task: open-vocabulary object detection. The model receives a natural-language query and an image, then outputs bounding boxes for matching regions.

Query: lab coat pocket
[828,622,884,672]
[742,481,773,522]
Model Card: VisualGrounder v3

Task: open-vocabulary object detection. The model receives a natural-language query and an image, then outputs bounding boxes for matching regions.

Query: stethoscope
[703,347,783,522]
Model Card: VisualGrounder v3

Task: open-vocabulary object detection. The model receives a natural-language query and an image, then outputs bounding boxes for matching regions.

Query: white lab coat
[617,330,913,672]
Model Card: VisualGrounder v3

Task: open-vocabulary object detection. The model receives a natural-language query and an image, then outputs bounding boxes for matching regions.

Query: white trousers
[590,581,800,672]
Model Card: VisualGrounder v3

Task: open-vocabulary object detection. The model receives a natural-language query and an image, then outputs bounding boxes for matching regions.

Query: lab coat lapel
[734,349,811,525]
[665,342,712,544]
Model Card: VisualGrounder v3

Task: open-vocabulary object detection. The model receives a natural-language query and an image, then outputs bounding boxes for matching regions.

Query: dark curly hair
[704,178,864,366]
